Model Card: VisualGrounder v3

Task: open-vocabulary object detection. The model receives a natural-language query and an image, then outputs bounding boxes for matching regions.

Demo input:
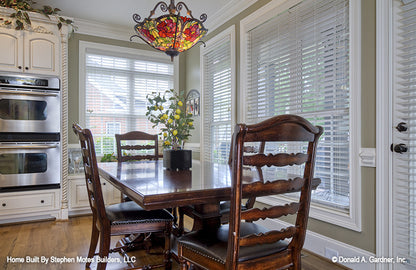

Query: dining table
[97,159,261,231]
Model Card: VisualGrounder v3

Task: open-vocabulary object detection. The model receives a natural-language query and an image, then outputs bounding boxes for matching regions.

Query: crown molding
[205,0,258,32]
[74,17,144,43]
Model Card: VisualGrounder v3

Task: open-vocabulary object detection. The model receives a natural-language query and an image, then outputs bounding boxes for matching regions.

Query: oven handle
[0,89,58,97]
[0,144,58,149]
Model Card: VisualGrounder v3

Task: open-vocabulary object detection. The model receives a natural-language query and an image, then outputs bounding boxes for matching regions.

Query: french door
[390,0,416,268]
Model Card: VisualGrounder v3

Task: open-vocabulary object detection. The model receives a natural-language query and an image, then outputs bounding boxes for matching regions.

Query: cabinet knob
[2,203,6,207]
[18,66,22,69]
[25,67,29,70]
[40,200,44,204]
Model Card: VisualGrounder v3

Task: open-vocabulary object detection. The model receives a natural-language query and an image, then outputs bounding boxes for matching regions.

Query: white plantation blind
[392,0,416,266]
[84,50,174,155]
[244,0,350,210]
[202,33,233,163]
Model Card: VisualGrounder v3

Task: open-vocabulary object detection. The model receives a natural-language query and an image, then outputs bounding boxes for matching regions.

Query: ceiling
[33,0,229,31]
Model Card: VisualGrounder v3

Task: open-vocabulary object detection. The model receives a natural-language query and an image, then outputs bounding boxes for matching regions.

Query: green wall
[181,0,376,253]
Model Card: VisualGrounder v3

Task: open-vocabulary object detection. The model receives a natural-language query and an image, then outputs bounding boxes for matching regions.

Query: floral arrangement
[0,0,76,31]
[146,89,194,150]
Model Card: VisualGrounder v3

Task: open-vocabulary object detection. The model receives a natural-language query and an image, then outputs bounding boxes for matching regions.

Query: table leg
[191,203,221,231]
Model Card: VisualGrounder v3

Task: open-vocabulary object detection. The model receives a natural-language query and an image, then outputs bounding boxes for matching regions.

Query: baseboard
[256,219,376,270]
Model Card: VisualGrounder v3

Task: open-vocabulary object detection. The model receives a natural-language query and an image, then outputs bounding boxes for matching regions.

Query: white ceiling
[33,0,229,31]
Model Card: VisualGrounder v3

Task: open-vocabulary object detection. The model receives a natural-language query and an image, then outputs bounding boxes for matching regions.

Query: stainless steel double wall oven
[0,73,61,191]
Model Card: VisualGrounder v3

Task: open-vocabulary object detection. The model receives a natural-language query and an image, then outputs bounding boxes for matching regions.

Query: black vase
[163,149,192,170]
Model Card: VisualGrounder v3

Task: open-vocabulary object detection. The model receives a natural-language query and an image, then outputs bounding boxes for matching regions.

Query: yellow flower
[164,141,171,145]
[159,105,164,110]
[178,101,183,107]
[176,109,181,114]
[172,130,178,136]
[168,119,173,124]
[163,132,167,137]
[162,114,168,119]
[189,122,193,126]
[174,114,180,120]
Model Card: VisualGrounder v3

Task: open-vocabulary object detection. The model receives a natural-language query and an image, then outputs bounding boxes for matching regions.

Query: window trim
[78,41,179,128]
[200,26,236,163]
[239,0,362,231]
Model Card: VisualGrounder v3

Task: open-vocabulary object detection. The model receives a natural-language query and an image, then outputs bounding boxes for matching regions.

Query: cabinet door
[0,29,23,72]
[24,32,60,75]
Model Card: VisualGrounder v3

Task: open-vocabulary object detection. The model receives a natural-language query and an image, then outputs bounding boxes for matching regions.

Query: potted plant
[146,89,194,170]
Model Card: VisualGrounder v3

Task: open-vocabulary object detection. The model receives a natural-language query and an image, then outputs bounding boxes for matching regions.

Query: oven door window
[0,99,47,120]
[0,153,47,174]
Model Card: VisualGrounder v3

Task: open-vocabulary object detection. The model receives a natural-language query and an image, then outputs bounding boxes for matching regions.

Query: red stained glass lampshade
[131,1,208,61]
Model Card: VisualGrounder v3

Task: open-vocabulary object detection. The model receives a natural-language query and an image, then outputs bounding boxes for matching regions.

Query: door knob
[396,122,408,132]
[391,143,408,154]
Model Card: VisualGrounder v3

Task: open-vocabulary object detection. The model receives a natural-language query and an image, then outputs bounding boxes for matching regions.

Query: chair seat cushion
[106,201,173,225]
[178,222,288,264]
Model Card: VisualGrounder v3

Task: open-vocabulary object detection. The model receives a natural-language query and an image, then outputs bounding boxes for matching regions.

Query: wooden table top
[98,160,261,210]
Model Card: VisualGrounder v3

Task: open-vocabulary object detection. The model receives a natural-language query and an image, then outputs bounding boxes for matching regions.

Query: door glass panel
[0,153,47,174]
[0,99,47,120]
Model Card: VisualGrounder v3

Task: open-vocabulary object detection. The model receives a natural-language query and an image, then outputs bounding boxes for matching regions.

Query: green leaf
[15,20,23,30]
[23,12,30,25]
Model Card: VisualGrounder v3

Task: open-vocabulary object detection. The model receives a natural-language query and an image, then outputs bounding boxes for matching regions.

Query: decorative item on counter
[0,0,76,31]
[146,89,194,170]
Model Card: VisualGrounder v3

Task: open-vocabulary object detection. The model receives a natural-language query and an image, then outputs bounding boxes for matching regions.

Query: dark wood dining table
[98,159,261,231]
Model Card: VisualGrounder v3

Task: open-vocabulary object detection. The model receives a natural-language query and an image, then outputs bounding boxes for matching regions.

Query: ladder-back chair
[177,114,323,270]
[115,131,159,162]
[73,124,173,270]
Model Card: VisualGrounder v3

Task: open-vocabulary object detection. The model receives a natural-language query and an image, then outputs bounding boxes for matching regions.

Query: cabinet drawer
[0,191,57,215]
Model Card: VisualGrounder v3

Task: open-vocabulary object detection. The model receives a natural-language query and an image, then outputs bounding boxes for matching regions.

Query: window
[79,42,175,155]
[241,0,361,230]
[201,26,235,163]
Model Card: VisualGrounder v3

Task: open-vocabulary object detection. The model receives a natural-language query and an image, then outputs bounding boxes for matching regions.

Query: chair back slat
[227,114,323,267]
[122,145,158,151]
[239,226,297,247]
[116,131,159,162]
[242,177,305,197]
[243,153,309,167]
[241,202,300,222]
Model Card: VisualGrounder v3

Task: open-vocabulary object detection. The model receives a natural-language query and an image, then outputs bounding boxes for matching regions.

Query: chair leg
[86,216,99,268]
[164,223,172,270]
[292,251,301,270]
[97,231,111,270]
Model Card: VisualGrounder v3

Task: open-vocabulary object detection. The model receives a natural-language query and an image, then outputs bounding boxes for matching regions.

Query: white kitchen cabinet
[0,27,60,75]
[68,175,121,216]
[0,189,61,224]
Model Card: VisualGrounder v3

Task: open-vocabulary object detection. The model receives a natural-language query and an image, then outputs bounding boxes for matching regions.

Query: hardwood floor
[0,215,349,270]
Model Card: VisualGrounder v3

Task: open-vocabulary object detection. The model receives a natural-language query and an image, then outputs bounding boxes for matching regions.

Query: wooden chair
[115,131,159,162]
[177,114,323,270]
[115,131,159,203]
[73,124,173,270]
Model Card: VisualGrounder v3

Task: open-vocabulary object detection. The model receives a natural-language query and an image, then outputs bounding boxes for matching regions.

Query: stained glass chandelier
[131,0,208,61]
